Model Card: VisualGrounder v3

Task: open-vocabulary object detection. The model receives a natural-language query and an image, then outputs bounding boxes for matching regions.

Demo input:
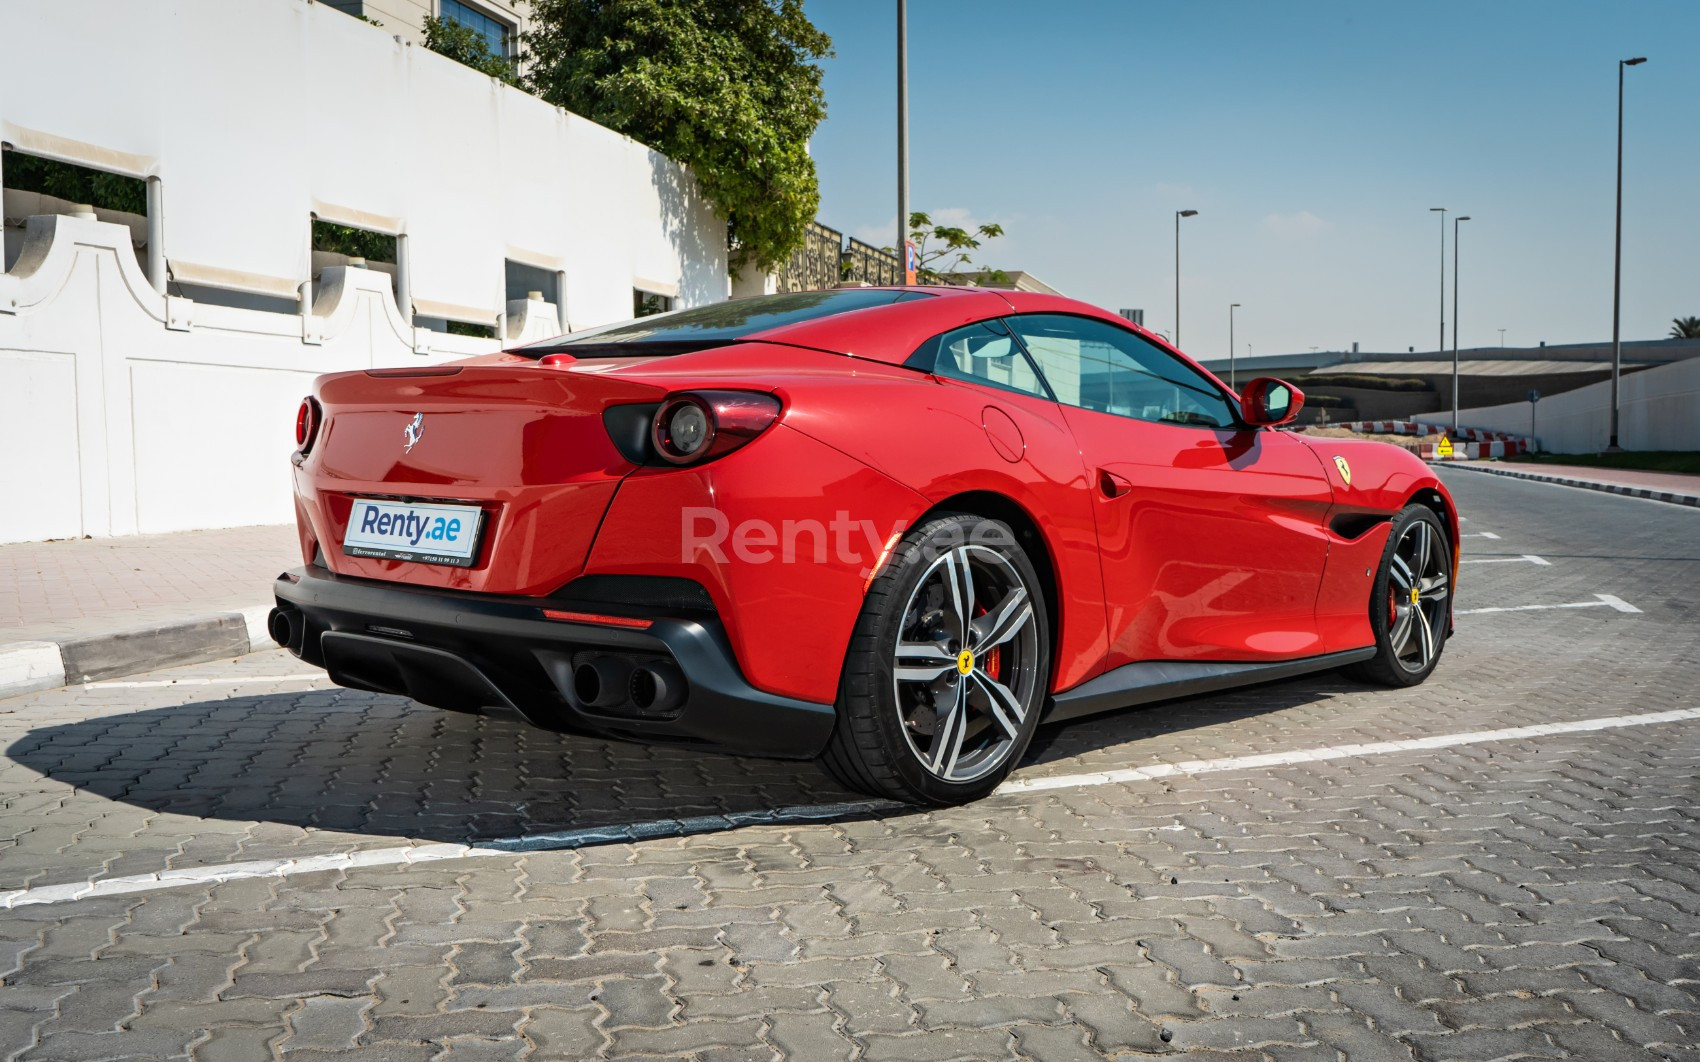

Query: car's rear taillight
[647,391,780,466]
[296,397,321,452]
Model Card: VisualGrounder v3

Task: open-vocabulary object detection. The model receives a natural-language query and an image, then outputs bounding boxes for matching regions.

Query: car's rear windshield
[517,288,933,358]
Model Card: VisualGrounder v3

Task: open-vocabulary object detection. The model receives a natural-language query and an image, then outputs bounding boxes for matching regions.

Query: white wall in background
[0,216,550,543]
[0,0,726,317]
[0,0,730,543]
[1418,356,1700,454]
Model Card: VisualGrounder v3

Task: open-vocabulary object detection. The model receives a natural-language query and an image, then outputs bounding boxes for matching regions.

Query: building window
[634,289,673,318]
[3,150,149,274]
[440,0,511,58]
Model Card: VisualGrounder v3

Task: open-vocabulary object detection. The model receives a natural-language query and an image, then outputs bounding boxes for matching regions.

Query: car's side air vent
[1329,512,1392,540]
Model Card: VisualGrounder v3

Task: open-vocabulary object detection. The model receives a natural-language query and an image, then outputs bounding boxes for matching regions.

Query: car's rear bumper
[270,565,836,759]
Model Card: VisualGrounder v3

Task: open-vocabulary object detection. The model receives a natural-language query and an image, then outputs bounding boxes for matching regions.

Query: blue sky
[803,1,1700,361]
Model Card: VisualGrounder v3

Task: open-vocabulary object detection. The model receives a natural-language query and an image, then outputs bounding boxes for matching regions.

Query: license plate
[343,499,485,567]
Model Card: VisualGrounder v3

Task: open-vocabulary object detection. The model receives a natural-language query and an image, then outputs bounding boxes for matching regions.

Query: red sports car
[272,287,1457,804]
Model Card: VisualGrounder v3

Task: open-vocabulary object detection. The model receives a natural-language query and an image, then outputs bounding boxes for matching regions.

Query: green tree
[4,154,146,215]
[524,0,831,275]
[423,15,519,84]
[311,220,395,263]
[1671,316,1700,339]
[904,211,1009,285]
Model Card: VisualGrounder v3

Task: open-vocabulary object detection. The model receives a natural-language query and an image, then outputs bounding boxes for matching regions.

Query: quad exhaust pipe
[572,655,685,716]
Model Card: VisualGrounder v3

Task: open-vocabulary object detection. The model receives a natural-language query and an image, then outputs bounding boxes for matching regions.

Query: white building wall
[0,0,730,544]
[0,215,571,544]
[1416,356,1700,454]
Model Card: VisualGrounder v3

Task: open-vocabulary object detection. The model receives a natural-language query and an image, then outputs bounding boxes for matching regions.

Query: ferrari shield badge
[1333,455,1352,485]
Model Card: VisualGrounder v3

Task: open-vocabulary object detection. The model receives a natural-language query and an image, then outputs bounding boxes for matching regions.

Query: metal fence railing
[775,221,843,293]
[774,222,904,291]
[842,237,902,287]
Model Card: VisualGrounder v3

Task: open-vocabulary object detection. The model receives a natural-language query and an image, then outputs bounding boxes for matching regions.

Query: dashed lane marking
[1461,531,1501,539]
[6,708,1699,909]
[1457,593,1642,616]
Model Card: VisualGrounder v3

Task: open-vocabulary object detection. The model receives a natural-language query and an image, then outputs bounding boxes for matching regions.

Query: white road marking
[1457,593,1642,616]
[0,801,897,909]
[1461,554,1550,566]
[80,675,328,690]
[7,708,1699,909]
[1461,531,1501,539]
[999,707,1700,793]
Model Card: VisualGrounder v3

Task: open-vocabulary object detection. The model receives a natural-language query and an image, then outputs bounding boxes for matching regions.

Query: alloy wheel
[891,545,1041,783]
[1387,518,1450,673]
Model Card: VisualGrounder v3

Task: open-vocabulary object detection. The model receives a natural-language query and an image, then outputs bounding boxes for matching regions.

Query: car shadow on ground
[7,675,1349,849]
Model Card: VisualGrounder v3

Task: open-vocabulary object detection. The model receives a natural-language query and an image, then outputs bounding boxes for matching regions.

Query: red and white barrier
[1415,439,1530,460]
[1337,420,1528,445]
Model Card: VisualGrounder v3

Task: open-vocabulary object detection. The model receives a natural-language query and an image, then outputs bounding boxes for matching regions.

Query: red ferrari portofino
[273,287,1457,804]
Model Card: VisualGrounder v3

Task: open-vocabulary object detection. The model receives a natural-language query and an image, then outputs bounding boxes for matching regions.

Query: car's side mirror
[1240,377,1305,427]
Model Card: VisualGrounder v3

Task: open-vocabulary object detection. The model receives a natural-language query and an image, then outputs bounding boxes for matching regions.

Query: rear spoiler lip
[512,338,746,360]
[364,366,464,378]
[316,362,669,408]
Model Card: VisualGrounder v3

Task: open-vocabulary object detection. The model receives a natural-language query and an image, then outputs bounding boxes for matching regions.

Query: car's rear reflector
[540,609,655,629]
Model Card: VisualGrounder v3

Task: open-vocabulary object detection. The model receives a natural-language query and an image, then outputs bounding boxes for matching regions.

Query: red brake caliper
[975,603,1002,679]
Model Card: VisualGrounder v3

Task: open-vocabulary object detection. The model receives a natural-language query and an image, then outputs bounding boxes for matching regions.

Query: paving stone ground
[0,470,1696,1060]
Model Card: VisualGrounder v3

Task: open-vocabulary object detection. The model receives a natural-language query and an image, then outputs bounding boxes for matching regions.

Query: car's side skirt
[1045,647,1378,724]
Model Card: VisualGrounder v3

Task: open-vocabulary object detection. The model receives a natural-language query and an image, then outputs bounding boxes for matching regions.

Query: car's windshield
[518,288,932,358]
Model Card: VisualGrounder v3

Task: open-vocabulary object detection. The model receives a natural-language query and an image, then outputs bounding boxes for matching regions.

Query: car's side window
[912,320,1052,401]
[1008,314,1239,429]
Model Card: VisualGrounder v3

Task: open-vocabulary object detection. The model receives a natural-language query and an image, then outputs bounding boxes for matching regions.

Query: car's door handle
[1098,469,1133,498]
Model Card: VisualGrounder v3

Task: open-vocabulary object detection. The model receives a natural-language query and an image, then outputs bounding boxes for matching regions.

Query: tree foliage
[905,211,1008,285]
[4,153,146,215]
[423,15,520,85]
[1671,316,1700,339]
[311,220,396,263]
[524,0,831,275]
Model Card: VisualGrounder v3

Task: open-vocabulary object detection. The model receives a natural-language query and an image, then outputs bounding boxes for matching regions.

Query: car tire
[1346,503,1452,688]
[821,513,1051,805]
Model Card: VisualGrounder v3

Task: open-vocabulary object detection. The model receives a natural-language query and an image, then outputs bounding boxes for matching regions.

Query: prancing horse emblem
[1333,454,1352,485]
[403,412,425,454]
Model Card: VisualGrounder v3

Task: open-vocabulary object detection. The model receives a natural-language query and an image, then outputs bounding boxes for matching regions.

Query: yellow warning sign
[1436,435,1454,458]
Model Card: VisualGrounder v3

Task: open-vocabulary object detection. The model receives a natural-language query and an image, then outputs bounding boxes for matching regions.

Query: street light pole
[1430,207,1446,355]
[1498,328,1506,348]
[1174,209,1197,347]
[896,0,909,275]
[1452,215,1471,432]
[1610,56,1647,450]
[1228,303,1241,390]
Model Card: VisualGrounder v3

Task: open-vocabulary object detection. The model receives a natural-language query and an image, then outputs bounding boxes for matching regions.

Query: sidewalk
[1444,461,1700,508]
[1,525,299,696]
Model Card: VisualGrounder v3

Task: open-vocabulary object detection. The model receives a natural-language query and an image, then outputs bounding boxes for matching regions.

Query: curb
[1443,463,1700,509]
[0,605,275,699]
